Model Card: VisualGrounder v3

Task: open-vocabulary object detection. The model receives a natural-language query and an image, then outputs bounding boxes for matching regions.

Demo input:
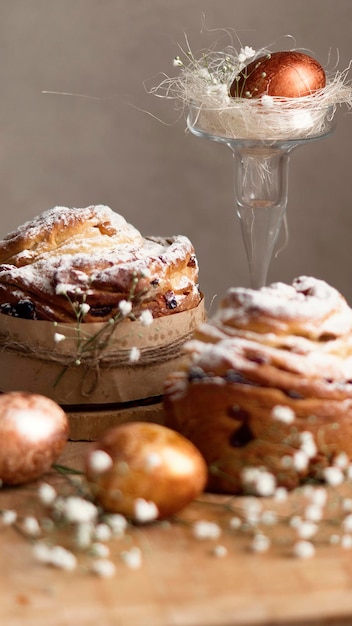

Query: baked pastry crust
[0,205,201,322]
[164,276,352,493]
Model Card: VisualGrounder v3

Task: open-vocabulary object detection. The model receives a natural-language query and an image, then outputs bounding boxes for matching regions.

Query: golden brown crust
[0,206,201,322]
[164,277,352,494]
[0,205,144,265]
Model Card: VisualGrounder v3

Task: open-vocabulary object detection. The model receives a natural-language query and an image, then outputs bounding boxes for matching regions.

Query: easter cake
[164,276,352,493]
[0,205,204,437]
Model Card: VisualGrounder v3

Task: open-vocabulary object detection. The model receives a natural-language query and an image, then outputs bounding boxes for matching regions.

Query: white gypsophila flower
[23,516,41,537]
[243,497,262,515]
[192,520,222,540]
[304,505,323,522]
[88,449,113,474]
[238,46,256,63]
[274,487,288,502]
[133,498,159,524]
[34,543,77,571]
[250,469,276,497]
[54,332,66,343]
[74,522,94,549]
[243,497,262,525]
[342,514,352,533]
[323,466,344,487]
[229,516,242,530]
[342,498,352,513]
[305,486,328,508]
[33,542,52,563]
[271,405,295,424]
[61,496,98,525]
[333,452,349,469]
[173,55,183,67]
[299,432,317,459]
[241,467,276,496]
[118,300,132,316]
[293,540,315,559]
[341,535,352,550]
[50,546,77,571]
[299,431,314,442]
[121,546,143,570]
[55,284,69,295]
[300,439,317,459]
[104,513,128,536]
[91,559,116,578]
[250,533,271,553]
[211,545,228,558]
[243,510,260,527]
[346,465,352,480]
[302,485,314,499]
[241,467,260,488]
[261,94,274,108]
[80,303,90,317]
[90,542,110,559]
[296,521,318,540]
[289,515,302,529]
[38,483,57,506]
[1,509,17,526]
[139,310,153,326]
[93,523,112,543]
[129,346,141,363]
[293,450,309,472]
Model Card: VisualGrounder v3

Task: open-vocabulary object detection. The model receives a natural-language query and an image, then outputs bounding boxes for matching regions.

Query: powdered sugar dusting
[182,276,352,385]
[216,276,352,338]
[0,205,200,321]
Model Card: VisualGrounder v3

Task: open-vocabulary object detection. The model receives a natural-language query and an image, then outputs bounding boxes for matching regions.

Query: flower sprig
[52,272,154,390]
[3,455,352,579]
[0,464,144,577]
[167,44,258,103]
[173,464,352,560]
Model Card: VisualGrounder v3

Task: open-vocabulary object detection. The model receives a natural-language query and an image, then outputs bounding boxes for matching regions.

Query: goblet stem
[230,143,293,288]
[187,104,336,290]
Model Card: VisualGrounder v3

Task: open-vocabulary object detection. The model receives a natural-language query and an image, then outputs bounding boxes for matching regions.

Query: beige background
[1,0,351,307]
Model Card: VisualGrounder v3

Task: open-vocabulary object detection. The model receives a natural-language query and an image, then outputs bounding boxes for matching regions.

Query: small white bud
[88,449,113,474]
[134,499,159,523]
[118,300,132,316]
[293,540,315,559]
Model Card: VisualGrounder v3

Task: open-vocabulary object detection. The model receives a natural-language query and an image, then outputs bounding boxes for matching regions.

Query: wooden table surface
[2,442,352,626]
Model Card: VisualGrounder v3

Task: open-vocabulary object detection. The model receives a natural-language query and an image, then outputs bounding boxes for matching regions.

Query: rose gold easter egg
[0,392,69,485]
[85,422,208,521]
[230,51,326,99]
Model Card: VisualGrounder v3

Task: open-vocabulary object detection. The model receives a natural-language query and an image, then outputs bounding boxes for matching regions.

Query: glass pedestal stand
[187,107,336,289]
